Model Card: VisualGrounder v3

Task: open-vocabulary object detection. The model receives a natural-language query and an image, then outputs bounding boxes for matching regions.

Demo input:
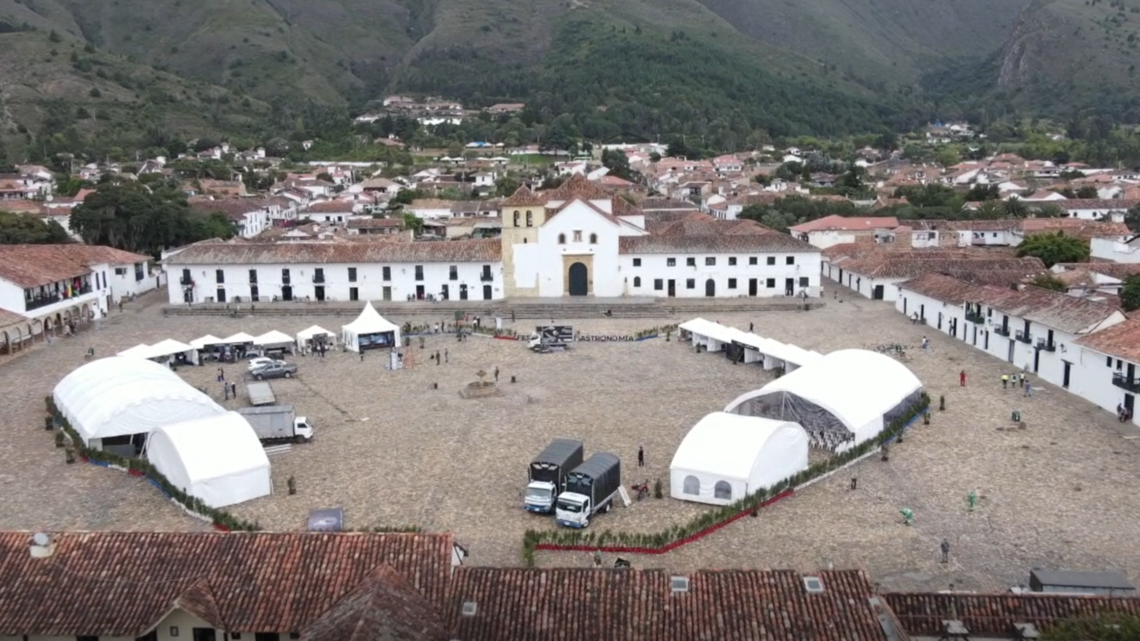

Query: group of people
[1000,370,1034,396]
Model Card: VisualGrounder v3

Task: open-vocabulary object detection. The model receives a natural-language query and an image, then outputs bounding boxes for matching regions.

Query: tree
[1031,274,1068,292]
[494,175,520,197]
[601,148,633,181]
[1125,204,1140,233]
[1003,198,1028,219]
[1076,185,1099,199]
[1121,275,1140,312]
[1042,612,1140,640]
[0,211,72,244]
[1016,231,1090,267]
[401,212,423,236]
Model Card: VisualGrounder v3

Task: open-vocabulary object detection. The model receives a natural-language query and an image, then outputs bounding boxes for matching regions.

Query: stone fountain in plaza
[460,369,500,399]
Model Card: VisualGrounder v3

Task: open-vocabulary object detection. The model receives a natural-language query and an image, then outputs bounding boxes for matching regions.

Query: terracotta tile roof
[0,245,150,288]
[0,531,453,637]
[500,186,545,207]
[620,232,816,254]
[789,215,900,233]
[448,569,884,641]
[1056,262,1140,279]
[885,592,1140,637]
[610,196,644,217]
[188,197,293,221]
[0,199,48,215]
[897,273,978,305]
[346,218,403,229]
[1075,318,1140,361]
[300,566,450,641]
[973,284,1123,334]
[544,173,611,201]
[304,201,358,213]
[1059,198,1138,210]
[1021,219,1131,239]
[843,256,1044,280]
[409,199,454,210]
[163,239,501,265]
[0,308,29,326]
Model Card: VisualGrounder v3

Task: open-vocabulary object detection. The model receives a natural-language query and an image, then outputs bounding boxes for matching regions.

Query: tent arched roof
[342,302,398,334]
[670,413,806,481]
[54,357,226,443]
[253,330,294,346]
[725,349,921,435]
[146,412,271,508]
[297,325,334,340]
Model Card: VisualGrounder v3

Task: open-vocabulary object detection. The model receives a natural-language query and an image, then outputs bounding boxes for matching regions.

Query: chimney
[30,532,54,559]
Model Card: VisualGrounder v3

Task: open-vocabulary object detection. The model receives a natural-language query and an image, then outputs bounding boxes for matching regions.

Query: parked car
[247,357,285,373]
[251,362,298,380]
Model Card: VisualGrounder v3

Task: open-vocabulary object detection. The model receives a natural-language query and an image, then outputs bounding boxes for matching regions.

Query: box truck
[555,453,621,528]
[524,438,584,513]
[236,405,314,444]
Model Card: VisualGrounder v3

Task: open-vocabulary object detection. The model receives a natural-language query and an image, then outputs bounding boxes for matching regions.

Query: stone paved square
[3,283,1140,592]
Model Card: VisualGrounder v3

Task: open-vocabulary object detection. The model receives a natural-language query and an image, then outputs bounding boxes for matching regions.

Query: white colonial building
[1073,320,1140,424]
[0,245,155,348]
[163,175,823,303]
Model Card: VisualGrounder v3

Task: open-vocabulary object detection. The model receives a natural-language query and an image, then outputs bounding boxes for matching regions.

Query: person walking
[593,550,602,567]
[921,336,929,352]
[359,350,364,362]
[1001,373,1009,389]
[511,310,516,323]
[959,370,967,387]
[217,367,225,383]
[637,446,644,467]
[1024,381,1033,397]
[444,349,449,363]
[435,350,441,365]
[748,322,754,333]
[940,538,950,564]
[494,366,500,382]
[230,382,237,400]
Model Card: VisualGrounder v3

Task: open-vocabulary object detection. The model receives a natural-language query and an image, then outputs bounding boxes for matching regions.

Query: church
[163,175,821,304]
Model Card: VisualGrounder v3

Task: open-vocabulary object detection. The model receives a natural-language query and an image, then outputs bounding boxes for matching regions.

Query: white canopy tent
[670,412,809,505]
[138,338,199,365]
[53,357,226,448]
[117,343,152,358]
[297,325,335,344]
[189,334,224,350]
[253,330,295,354]
[341,302,401,352]
[145,412,271,508]
[724,349,922,452]
[679,318,740,352]
[222,332,256,345]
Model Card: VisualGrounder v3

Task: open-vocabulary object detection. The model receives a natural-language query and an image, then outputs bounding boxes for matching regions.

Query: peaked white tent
[670,412,809,505]
[297,325,335,343]
[253,330,295,354]
[341,302,401,352]
[53,357,226,447]
[117,343,152,358]
[725,349,922,452]
[140,338,199,365]
[190,335,224,350]
[146,412,271,508]
[222,332,256,344]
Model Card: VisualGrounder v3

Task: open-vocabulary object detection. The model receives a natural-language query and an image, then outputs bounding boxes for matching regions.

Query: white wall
[166,261,503,304]
[106,260,157,303]
[1091,237,1140,264]
[621,252,820,298]
[805,230,856,249]
[1070,348,1140,427]
[534,202,624,297]
[895,290,967,340]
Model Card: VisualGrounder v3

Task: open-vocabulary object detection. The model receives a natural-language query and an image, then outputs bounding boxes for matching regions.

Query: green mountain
[1,0,1139,156]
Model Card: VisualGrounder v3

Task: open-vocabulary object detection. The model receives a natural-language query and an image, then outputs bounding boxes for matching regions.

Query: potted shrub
[54,431,65,448]
[654,478,663,499]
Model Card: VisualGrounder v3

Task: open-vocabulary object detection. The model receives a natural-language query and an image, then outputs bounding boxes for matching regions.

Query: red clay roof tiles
[0,531,453,637]
[0,245,150,288]
[164,239,501,265]
[885,592,1140,636]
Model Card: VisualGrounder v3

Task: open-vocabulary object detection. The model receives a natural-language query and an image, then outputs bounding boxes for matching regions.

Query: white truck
[524,439,584,514]
[236,405,314,444]
[246,381,276,406]
[555,453,621,529]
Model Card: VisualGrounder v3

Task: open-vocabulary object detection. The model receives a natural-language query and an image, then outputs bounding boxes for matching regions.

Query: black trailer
[529,439,585,486]
[1029,570,1136,596]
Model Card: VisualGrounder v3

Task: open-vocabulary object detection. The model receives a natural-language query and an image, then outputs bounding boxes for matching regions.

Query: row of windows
[558,231,596,244]
[511,211,533,227]
[631,256,797,268]
[631,276,811,289]
[682,475,733,500]
[209,265,494,284]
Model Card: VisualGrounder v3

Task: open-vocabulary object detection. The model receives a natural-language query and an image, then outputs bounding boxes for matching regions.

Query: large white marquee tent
[53,357,226,448]
[724,349,922,452]
[670,412,809,505]
[145,412,271,508]
[341,302,401,352]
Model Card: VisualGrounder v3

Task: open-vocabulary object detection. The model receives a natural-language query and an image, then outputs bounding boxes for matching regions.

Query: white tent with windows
[53,357,226,448]
[341,302,401,352]
[138,338,199,365]
[670,412,809,505]
[145,411,271,508]
[222,332,256,345]
[724,349,922,453]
